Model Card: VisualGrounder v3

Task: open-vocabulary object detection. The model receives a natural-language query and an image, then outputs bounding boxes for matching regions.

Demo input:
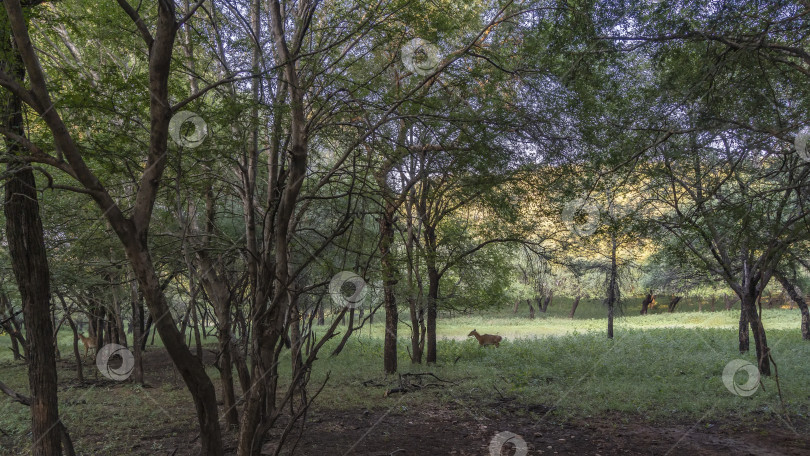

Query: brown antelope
[468,329,502,347]
[78,333,97,359]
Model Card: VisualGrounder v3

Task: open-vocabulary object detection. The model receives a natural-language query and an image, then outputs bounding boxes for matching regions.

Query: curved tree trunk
[331,308,355,357]
[775,274,810,340]
[569,295,581,319]
[1,1,226,452]
[667,296,682,313]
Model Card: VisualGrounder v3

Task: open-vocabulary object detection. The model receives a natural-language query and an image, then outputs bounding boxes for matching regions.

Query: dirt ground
[257,404,810,456]
[6,348,809,455]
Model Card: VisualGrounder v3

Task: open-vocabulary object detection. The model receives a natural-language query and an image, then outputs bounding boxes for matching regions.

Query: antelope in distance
[468,329,502,347]
[78,333,97,359]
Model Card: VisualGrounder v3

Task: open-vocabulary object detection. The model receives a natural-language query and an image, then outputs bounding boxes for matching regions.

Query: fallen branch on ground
[0,380,76,455]
[382,372,457,397]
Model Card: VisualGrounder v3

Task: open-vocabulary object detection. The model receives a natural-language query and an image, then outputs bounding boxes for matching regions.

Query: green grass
[297,308,810,421]
[1,303,809,454]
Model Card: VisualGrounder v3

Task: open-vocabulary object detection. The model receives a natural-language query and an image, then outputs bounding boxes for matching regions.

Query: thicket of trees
[0,1,808,455]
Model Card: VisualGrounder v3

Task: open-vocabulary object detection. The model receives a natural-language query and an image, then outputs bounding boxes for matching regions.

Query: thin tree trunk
[775,274,810,340]
[141,314,152,352]
[380,201,398,373]
[542,291,553,312]
[640,292,653,315]
[607,233,618,339]
[190,295,203,359]
[527,299,535,319]
[112,280,127,348]
[331,308,354,357]
[742,292,770,376]
[129,277,144,385]
[58,296,83,382]
[668,296,682,313]
[569,295,581,319]
[738,297,749,352]
[426,267,439,364]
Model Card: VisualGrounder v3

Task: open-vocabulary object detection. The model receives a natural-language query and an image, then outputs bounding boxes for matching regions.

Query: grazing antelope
[468,329,502,347]
[77,333,97,359]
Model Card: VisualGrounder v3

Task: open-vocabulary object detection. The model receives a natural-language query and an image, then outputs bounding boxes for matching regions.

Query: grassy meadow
[1,296,809,454]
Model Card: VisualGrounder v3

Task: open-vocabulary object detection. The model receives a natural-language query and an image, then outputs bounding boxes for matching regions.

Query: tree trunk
[408,294,424,364]
[190,297,203,359]
[2,18,62,452]
[129,277,144,385]
[513,300,519,313]
[331,308,355,357]
[218,317,238,429]
[141,313,152,352]
[4,137,61,453]
[380,202,398,373]
[195,245,240,429]
[112,281,127,348]
[640,292,653,315]
[668,296,682,313]
[425,267,439,364]
[606,233,618,339]
[738,299,749,353]
[527,299,535,319]
[542,291,553,312]
[741,292,770,376]
[569,296,581,319]
[2,0,224,452]
[127,246,224,454]
[56,295,83,382]
[775,274,810,340]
